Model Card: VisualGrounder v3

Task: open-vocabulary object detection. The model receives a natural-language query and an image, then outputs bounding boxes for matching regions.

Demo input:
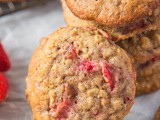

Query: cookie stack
[25,0,160,120]
[61,0,160,95]
[118,30,160,95]
[62,0,160,41]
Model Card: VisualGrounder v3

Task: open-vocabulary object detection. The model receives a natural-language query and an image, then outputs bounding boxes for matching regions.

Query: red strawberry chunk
[151,56,160,63]
[0,73,9,103]
[0,43,11,72]
[78,60,94,73]
[68,45,77,59]
[124,97,132,104]
[101,62,114,91]
[53,100,71,119]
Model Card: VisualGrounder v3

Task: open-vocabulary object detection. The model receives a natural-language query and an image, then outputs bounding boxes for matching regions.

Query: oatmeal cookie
[65,0,160,27]
[117,29,160,64]
[118,29,160,95]
[153,107,160,120]
[62,0,160,41]
[26,27,136,120]
[136,59,160,95]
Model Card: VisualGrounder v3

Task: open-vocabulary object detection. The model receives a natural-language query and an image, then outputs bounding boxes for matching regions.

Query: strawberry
[151,56,160,63]
[78,60,94,73]
[101,62,114,91]
[0,43,11,72]
[53,100,71,119]
[0,73,9,103]
[67,44,77,59]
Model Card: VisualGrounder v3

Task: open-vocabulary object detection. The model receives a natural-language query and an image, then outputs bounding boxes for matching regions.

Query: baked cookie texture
[153,107,160,120]
[117,29,160,95]
[65,0,160,26]
[26,27,136,120]
[62,0,160,41]
[136,60,160,96]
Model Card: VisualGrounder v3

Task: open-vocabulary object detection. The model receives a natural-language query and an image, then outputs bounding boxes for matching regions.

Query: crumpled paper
[0,0,159,120]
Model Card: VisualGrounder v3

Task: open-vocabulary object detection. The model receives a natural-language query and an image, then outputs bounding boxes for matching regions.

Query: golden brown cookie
[26,27,136,120]
[153,107,160,120]
[65,0,160,26]
[118,29,160,95]
[62,0,160,41]
[117,29,160,64]
[136,59,160,95]
[136,57,160,95]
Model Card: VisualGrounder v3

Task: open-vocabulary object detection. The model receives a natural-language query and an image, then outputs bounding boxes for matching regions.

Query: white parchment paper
[0,0,159,120]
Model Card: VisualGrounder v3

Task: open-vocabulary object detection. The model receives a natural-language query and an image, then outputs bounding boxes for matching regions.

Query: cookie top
[65,0,160,27]
[136,57,160,95]
[154,107,160,120]
[62,0,160,42]
[117,29,160,64]
[26,27,136,120]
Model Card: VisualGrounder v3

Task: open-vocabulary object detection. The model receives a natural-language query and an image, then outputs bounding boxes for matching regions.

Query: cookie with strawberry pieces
[26,27,136,120]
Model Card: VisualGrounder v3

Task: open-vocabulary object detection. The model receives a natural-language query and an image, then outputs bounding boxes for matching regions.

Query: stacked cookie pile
[25,0,159,120]
[61,0,160,95]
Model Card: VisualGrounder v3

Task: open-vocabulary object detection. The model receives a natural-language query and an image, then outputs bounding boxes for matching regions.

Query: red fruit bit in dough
[151,56,160,63]
[68,45,77,59]
[78,60,94,73]
[77,60,114,90]
[53,100,71,119]
[101,62,114,91]
[124,97,132,104]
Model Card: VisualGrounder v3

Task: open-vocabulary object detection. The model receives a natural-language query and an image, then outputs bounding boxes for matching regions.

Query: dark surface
[0,0,52,16]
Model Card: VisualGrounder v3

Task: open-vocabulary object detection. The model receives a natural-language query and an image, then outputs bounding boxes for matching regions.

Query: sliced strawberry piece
[0,73,9,103]
[101,62,114,91]
[53,100,71,119]
[78,60,94,73]
[0,43,11,72]
[67,44,77,59]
